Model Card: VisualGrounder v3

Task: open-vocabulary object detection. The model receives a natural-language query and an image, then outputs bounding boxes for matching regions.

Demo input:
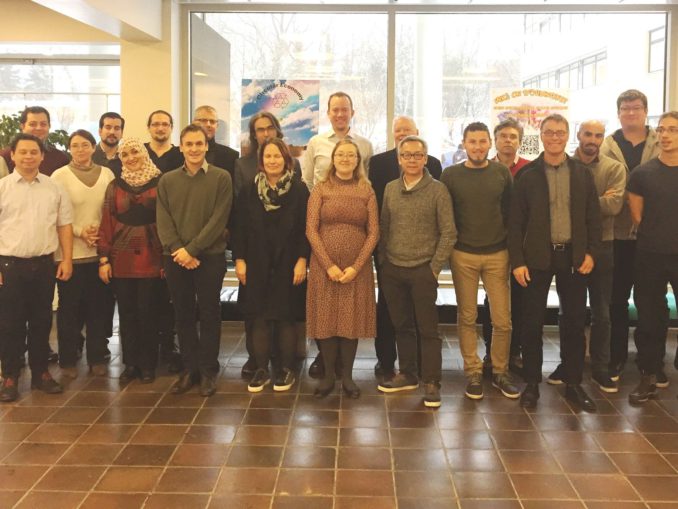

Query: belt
[0,254,53,262]
[551,243,571,252]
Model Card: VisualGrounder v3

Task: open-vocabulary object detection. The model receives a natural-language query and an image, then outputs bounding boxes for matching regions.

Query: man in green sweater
[441,122,518,401]
[377,135,455,408]
[157,124,233,397]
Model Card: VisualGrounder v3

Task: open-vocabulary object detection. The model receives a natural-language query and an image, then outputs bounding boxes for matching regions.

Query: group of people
[0,88,676,411]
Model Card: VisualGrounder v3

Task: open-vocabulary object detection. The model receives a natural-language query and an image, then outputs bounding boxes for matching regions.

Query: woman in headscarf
[232,137,310,393]
[52,129,115,379]
[98,138,163,383]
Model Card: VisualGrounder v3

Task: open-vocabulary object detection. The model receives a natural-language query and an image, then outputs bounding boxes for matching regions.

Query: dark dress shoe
[314,381,335,399]
[140,370,156,384]
[171,371,198,395]
[565,384,597,412]
[241,357,257,379]
[119,366,139,384]
[0,377,19,402]
[520,383,540,409]
[308,354,324,379]
[31,372,63,394]
[199,375,217,397]
[47,349,59,364]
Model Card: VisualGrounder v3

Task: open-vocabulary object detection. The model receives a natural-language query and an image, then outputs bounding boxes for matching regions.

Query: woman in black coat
[232,138,310,393]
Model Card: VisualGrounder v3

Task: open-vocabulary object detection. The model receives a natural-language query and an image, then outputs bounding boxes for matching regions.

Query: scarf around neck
[255,170,293,211]
[118,137,162,188]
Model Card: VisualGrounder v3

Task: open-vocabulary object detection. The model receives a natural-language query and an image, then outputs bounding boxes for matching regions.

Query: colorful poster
[490,88,570,159]
[241,79,320,153]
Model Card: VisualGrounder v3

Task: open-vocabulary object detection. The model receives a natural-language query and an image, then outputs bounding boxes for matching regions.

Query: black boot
[339,338,360,398]
[314,338,338,398]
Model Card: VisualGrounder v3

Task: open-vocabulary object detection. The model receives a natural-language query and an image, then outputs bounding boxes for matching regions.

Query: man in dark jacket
[193,105,239,180]
[508,113,602,411]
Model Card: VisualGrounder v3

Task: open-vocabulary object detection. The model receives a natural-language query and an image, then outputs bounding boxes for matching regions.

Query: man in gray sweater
[157,124,233,398]
[377,135,456,408]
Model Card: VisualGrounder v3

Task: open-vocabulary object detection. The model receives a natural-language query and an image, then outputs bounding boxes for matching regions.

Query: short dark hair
[257,138,295,175]
[179,123,207,143]
[541,113,569,132]
[248,111,284,154]
[20,106,50,125]
[463,122,491,141]
[658,111,678,123]
[327,91,354,111]
[10,133,44,154]
[617,89,648,112]
[493,118,524,143]
[68,129,97,147]
[99,112,125,130]
[147,110,173,128]
[397,135,428,155]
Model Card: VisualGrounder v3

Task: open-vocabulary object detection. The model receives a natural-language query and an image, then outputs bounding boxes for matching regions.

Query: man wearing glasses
[599,90,662,384]
[508,114,601,411]
[193,105,239,180]
[441,122,517,401]
[146,110,185,173]
[377,135,455,408]
[626,111,678,404]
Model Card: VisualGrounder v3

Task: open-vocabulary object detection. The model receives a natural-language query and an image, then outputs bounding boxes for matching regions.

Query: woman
[306,139,379,398]
[232,138,310,393]
[98,138,163,383]
[52,130,115,378]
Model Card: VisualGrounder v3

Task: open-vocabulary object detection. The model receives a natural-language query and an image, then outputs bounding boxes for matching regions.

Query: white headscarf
[118,137,161,187]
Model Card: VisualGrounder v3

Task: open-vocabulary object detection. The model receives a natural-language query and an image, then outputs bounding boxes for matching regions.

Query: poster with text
[490,88,569,160]
[241,79,320,155]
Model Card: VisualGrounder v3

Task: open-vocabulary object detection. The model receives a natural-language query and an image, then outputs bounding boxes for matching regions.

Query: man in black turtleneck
[193,105,239,180]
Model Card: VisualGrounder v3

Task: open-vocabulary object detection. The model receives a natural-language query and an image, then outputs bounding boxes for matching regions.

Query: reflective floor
[0,323,676,509]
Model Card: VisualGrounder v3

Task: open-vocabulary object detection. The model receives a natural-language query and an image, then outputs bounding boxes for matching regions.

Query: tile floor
[0,323,676,509]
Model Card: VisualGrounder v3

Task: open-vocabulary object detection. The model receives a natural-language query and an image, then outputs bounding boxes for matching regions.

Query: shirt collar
[10,170,44,183]
[325,128,354,141]
[182,160,209,174]
[573,147,599,165]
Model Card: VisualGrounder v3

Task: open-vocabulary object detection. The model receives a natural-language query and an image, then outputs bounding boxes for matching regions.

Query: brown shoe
[31,372,63,394]
[0,376,19,402]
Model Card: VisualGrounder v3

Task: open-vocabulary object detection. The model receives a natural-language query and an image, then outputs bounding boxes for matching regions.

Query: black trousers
[521,249,588,385]
[633,251,678,375]
[380,261,442,382]
[374,255,397,370]
[56,262,111,367]
[483,275,523,358]
[609,239,636,368]
[0,255,55,377]
[114,277,162,371]
[157,278,177,352]
[252,318,296,372]
[163,254,226,377]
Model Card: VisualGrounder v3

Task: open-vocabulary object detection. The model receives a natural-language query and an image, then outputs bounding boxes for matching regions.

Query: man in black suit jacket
[508,114,601,412]
[369,116,443,379]
[194,105,239,180]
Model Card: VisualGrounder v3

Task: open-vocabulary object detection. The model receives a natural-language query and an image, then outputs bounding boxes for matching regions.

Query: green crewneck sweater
[440,160,512,254]
[156,163,233,256]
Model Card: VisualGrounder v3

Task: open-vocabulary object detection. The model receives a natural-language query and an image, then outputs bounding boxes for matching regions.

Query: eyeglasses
[334,152,357,160]
[195,118,218,125]
[656,126,678,135]
[542,130,568,139]
[619,106,645,113]
[400,152,426,161]
[150,122,171,128]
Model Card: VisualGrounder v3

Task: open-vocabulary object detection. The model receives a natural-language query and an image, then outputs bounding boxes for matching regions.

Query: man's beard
[102,137,119,149]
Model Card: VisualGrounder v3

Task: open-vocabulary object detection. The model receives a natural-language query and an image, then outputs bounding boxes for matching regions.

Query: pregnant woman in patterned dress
[306,139,379,399]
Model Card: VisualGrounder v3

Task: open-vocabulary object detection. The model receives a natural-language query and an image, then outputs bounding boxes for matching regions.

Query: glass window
[649,26,666,73]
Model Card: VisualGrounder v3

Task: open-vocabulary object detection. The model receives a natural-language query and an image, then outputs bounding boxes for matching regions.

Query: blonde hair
[323,139,370,187]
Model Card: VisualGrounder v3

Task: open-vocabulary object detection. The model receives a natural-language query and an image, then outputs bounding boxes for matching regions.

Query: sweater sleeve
[350,188,379,273]
[430,186,455,275]
[97,181,116,259]
[378,185,391,265]
[599,160,626,217]
[185,172,233,257]
[305,185,335,271]
[156,175,184,253]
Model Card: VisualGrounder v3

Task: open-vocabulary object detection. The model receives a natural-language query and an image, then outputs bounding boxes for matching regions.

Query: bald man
[369,116,443,379]
[547,120,625,393]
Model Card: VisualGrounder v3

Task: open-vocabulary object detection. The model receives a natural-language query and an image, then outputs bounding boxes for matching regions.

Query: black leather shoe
[629,374,657,405]
[47,348,59,364]
[119,366,139,384]
[199,375,217,397]
[0,376,19,402]
[520,383,540,409]
[171,371,198,395]
[308,354,324,379]
[31,372,63,394]
[140,370,156,384]
[565,384,597,412]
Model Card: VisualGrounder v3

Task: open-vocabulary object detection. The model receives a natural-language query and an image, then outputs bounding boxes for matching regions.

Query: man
[441,122,517,401]
[0,134,73,402]
[303,91,373,190]
[146,110,185,172]
[547,121,625,393]
[509,114,602,412]
[599,90,661,383]
[369,116,443,380]
[377,135,455,408]
[157,124,233,397]
[93,112,124,177]
[626,111,678,404]
[0,106,69,177]
[482,118,531,376]
[193,105,239,179]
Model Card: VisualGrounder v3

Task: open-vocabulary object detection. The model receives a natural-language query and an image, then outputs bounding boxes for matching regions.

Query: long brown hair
[257,138,294,175]
[322,139,369,186]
